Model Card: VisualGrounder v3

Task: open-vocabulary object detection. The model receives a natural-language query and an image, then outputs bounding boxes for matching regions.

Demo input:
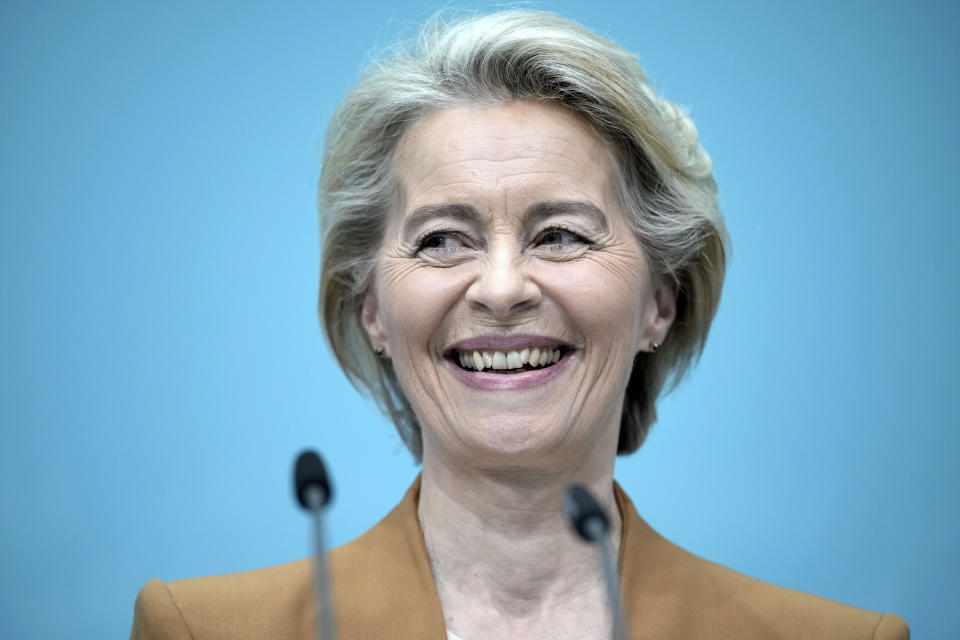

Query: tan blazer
[130,478,909,639]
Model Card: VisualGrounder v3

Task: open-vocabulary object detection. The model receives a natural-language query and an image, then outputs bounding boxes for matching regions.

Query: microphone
[296,450,332,510]
[294,450,337,640]
[563,484,629,640]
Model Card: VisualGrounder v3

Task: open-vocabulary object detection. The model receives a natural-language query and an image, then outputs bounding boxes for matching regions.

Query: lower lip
[444,351,574,391]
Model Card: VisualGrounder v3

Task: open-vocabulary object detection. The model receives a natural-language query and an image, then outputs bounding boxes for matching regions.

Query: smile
[442,336,575,391]
[454,346,564,373]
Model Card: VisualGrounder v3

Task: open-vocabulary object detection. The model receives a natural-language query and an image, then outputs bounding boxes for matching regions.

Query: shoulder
[647,543,908,639]
[130,557,314,640]
[615,486,909,640]
[130,478,440,640]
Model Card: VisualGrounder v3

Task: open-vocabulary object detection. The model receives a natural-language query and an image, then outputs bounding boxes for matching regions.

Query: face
[363,102,675,472]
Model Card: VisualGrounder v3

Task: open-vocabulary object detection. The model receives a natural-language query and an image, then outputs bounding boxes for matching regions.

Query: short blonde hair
[319,10,728,460]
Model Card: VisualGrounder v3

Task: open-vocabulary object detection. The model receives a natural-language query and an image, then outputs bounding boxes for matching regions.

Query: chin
[443,415,588,470]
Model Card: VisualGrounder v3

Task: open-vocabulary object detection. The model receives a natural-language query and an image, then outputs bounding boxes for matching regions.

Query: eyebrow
[401,200,610,237]
[523,201,609,233]
[402,203,483,238]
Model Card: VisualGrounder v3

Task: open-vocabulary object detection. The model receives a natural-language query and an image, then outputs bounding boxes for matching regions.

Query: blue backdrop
[2,1,957,637]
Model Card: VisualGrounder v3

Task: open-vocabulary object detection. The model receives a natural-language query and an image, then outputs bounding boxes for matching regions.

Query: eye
[416,230,470,256]
[534,227,590,249]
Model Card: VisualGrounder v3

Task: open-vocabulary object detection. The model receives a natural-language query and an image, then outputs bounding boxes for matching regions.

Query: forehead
[392,102,620,214]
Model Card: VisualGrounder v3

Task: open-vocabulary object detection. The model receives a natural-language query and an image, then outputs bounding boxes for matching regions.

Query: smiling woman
[362,102,669,466]
[130,9,909,640]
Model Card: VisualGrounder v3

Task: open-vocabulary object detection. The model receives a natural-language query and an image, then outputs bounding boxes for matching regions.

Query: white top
[447,631,465,640]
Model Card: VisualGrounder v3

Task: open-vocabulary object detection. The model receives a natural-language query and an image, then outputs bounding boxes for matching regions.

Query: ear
[642,277,677,350]
[361,289,388,355]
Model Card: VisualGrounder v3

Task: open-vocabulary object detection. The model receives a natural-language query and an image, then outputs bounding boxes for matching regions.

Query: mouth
[444,344,571,374]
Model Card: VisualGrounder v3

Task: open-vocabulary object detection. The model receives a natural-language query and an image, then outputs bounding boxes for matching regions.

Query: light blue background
[2,1,957,637]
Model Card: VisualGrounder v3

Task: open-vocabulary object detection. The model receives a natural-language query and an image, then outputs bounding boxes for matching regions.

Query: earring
[375,345,385,357]
[650,340,661,353]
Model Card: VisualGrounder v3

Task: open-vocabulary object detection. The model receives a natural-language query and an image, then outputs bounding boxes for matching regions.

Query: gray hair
[318,10,729,460]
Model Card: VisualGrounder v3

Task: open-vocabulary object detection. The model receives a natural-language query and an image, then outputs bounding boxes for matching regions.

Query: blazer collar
[332,474,662,639]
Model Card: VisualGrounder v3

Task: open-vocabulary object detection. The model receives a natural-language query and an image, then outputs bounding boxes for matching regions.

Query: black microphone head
[563,484,610,542]
[294,449,332,510]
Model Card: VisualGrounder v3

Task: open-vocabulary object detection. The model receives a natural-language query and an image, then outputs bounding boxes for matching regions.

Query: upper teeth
[457,347,562,371]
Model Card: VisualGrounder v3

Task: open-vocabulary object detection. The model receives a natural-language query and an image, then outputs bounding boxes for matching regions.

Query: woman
[131,10,909,640]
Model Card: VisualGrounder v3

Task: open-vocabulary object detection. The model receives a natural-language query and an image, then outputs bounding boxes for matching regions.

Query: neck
[418,443,622,639]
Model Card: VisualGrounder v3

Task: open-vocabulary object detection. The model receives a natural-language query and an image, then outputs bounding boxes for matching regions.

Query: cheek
[378,260,470,352]
[547,252,650,346]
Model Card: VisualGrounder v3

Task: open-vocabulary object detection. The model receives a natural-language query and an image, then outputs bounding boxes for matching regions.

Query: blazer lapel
[329,476,447,639]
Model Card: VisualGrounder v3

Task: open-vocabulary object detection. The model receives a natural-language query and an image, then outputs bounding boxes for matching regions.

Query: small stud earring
[650,340,661,353]
[375,345,385,357]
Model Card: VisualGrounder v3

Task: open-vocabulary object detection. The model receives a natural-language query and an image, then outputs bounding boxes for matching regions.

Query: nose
[464,250,541,319]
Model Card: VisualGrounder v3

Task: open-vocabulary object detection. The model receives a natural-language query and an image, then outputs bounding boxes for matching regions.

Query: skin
[362,101,676,640]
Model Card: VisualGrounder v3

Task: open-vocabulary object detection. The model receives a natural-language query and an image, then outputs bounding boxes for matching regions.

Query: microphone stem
[588,520,628,640]
[306,486,337,640]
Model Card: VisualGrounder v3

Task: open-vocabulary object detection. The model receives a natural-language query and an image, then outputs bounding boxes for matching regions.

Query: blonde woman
[131,11,909,640]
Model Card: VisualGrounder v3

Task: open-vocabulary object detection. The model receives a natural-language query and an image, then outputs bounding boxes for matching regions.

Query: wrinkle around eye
[383,244,473,275]
[419,247,476,267]
[579,241,650,287]
[530,244,591,262]
[377,254,434,288]
[420,245,473,263]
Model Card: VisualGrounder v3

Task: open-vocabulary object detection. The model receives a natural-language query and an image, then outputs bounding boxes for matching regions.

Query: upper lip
[445,334,574,353]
